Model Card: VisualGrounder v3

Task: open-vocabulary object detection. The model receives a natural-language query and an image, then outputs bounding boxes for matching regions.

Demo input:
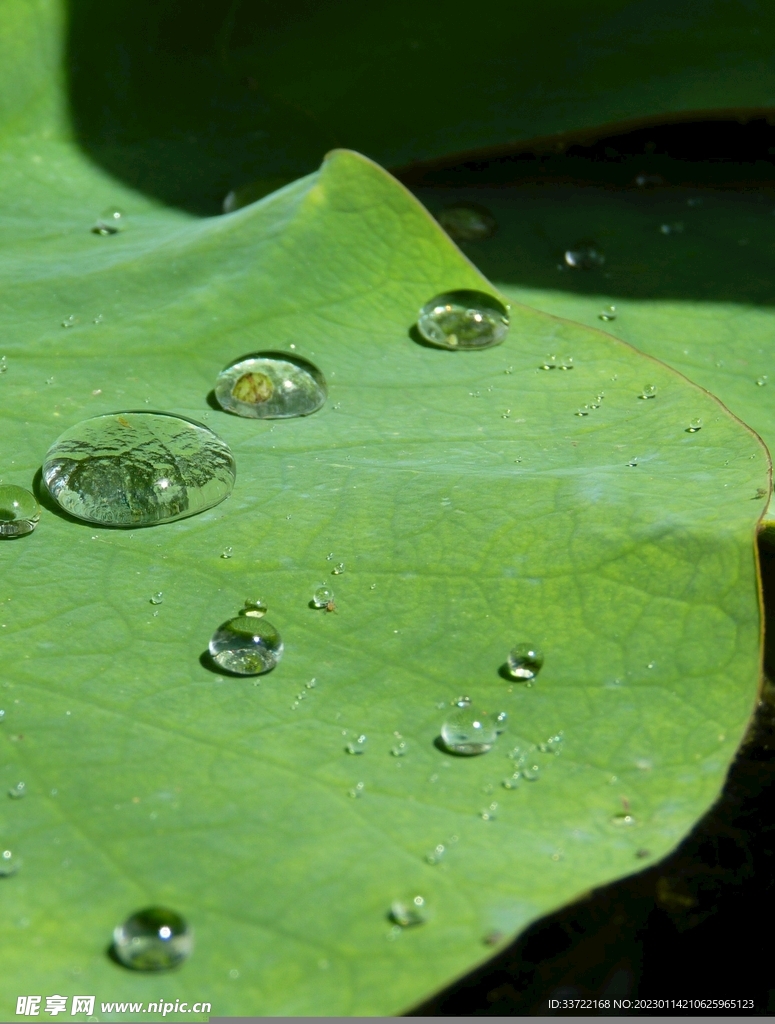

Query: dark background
[66,1,775,1013]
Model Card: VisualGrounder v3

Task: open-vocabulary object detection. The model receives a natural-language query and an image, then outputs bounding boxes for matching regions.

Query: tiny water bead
[425,844,445,865]
[345,734,367,755]
[598,305,617,321]
[8,782,25,799]
[43,412,236,526]
[331,563,345,575]
[440,698,497,755]
[417,290,509,350]
[208,616,283,675]
[92,207,125,235]
[0,849,20,877]
[221,546,233,559]
[214,352,327,419]
[0,356,7,373]
[149,592,163,606]
[113,907,192,971]
[686,418,703,433]
[241,598,267,618]
[540,355,574,370]
[312,586,334,608]
[757,375,769,387]
[436,202,497,241]
[563,246,604,269]
[506,643,544,681]
[390,896,427,927]
[639,384,657,399]
[0,486,40,538]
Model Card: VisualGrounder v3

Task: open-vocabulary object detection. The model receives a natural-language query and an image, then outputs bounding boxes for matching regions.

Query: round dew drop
[42,412,236,527]
[640,384,657,399]
[214,352,327,419]
[312,586,334,608]
[390,896,427,927]
[112,907,192,971]
[0,485,40,539]
[0,849,20,877]
[241,598,267,618]
[687,418,703,433]
[440,697,497,755]
[209,616,283,675]
[417,290,509,350]
[506,643,544,681]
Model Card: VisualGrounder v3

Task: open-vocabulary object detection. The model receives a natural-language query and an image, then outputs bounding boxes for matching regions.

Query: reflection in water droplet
[686,418,703,433]
[417,290,509,350]
[345,734,367,755]
[0,849,20,876]
[241,598,267,618]
[149,592,163,606]
[331,563,345,575]
[506,644,544,681]
[390,896,426,927]
[640,384,657,399]
[8,782,25,799]
[113,907,192,971]
[441,697,497,755]
[437,203,497,241]
[214,352,326,419]
[208,616,283,675]
[43,413,236,527]
[564,247,604,269]
[598,305,617,321]
[0,486,40,538]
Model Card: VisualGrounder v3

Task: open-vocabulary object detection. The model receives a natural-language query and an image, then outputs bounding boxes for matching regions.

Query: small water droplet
[425,844,445,864]
[93,314,104,324]
[659,221,684,235]
[0,356,7,373]
[610,812,636,826]
[43,413,236,526]
[214,352,327,418]
[506,643,544,681]
[598,305,617,321]
[0,486,40,539]
[326,552,335,561]
[331,563,345,575]
[521,764,540,781]
[391,741,408,757]
[639,384,657,399]
[502,773,521,789]
[149,592,163,605]
[0,849,20,876]
[686,418,703,433]
[417,290,509,350]
[208,616,283,675]
[502,409,511,419]
[61,315,76,328]
[306,678,317,689]
[480,801,499,820]
[627,457,639,468]
[564,246,604,269]
[756,375,768,387]
[437,202,496,241]
[390,896,427,927]
[345,734,367,755]
[241,598,267,618]
[348,781,365,798]
[440,697,497,755]
[0,710,4,722]
[634,172,664,187]
[495,711,508,732]
[575,406,590,417]
[220,546,233,559]
[8,782,25,799]
[112,907,192,971]
[538,731,564,754]
[92,207,125,235]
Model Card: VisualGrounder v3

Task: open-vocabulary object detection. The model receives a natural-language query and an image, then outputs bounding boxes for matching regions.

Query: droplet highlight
[112,907,192,971]
[563,246,604,269]
[208,616,283,675]
[440,697,497,755]
[214,352,326,419]
[417,290,509,350]
[0,486,40,538]
[43,412,236,527]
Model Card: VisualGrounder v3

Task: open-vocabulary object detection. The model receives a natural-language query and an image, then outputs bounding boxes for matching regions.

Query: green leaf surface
[0,143,768,1016]
[414,181,775,526]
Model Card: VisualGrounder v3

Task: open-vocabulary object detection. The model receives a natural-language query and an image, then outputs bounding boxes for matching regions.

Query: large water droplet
[0,849,20,876]
[214,352,326,419]
[440,697,497,755]
[43,412,235,527]
[390,896,427,927]
[417,290,509,350]
[112,907,192,971]
[312,586,334,608]
[437,203,496,241]
[208,616,283,675]
[0,486,40,538]
[506,643,544,681]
